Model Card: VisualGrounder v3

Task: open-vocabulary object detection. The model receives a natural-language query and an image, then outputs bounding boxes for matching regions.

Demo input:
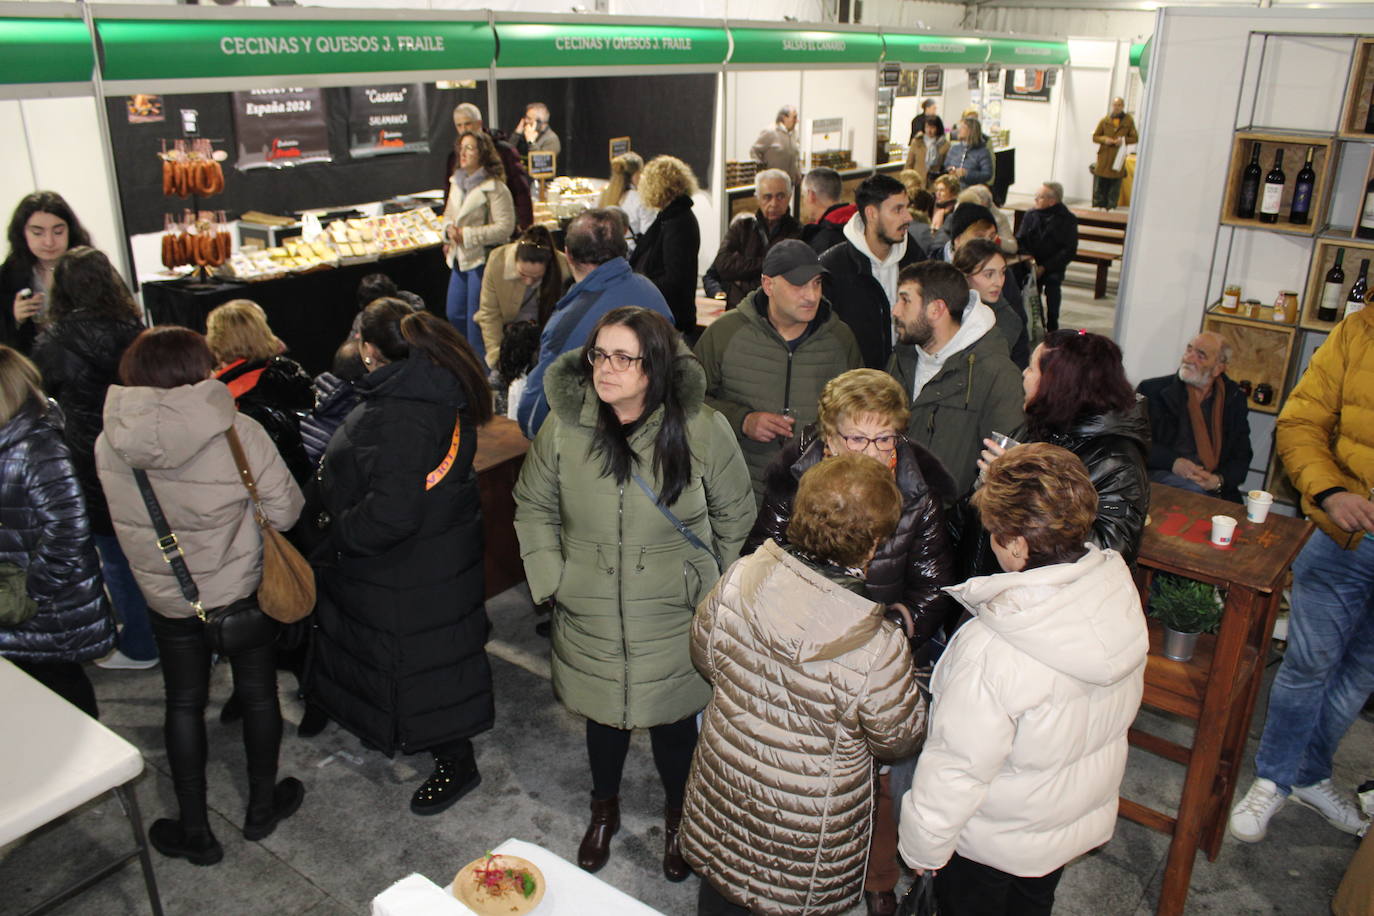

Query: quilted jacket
[0,399,114,663]
[1276,308,1374,548]
[707,210,803,308]
[513,346,755,729]
[31,312,144,536]
[899,545,1146,877]
[744,429,958,649]
[215,356,314,485]
[680,539,925,915]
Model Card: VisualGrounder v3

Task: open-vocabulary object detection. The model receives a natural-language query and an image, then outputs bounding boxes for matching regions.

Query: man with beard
[1136,331,1251,502]
[885,261,1023,498]
[822,174,923,369]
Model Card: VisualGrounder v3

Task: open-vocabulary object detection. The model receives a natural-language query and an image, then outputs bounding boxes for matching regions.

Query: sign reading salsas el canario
[729,28,884,65]
[493,23,727,68]
[95,18,494,81]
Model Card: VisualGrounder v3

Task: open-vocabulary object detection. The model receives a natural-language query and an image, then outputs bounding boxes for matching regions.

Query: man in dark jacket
[821,173,922,370]
[1015,181,1078,332]
[886,262,1024,498]
[450,103,533,232]
[695,240,862,502]
[517,209,672,437]
[1136,331,1252,503]
[705,169,802,308]
[800,167,856,255]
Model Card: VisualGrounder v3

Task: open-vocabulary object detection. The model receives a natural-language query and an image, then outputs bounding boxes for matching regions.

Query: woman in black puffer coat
[630,156,701,335]
[0,346,114,715]
[31,246,155,667]
[305,301,495,817]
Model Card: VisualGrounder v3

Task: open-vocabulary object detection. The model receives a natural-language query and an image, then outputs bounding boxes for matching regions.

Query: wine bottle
[1289,147,1316,224]
[1258,149,1285,224]
[1358,176,1374,241]
[1318,248,1346,322]
[1346,258,1369,319]
[1236,142,1262,219]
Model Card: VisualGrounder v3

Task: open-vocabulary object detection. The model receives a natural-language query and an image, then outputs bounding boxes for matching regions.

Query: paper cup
[1211,515,1238,547]
[1245,490,1274,523]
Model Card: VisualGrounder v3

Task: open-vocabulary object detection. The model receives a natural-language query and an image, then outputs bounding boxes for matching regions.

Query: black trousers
[697,879,751,915]
[1042,272,1065,333]
[587,716,698,807]
[150,613,281,833]
[13,659,98,718]
[935,852,1064,916]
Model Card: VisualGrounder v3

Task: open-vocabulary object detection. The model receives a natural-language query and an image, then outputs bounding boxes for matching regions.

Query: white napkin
[371,873,469,916]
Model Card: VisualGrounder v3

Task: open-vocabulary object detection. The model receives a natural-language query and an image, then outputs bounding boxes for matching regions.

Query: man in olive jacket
[1091,97,1138,210]
[695,240,862,504]
[886,261,1024,499]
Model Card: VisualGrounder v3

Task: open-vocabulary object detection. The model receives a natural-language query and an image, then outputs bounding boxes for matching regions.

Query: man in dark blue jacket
[517,209,672,437]
[1015,182,1078,332]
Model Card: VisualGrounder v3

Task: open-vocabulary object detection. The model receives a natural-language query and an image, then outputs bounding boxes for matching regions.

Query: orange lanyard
[425,417,462,491]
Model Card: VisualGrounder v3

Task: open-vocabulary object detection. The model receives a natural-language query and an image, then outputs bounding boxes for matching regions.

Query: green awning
[882,34,988,67]
[1129,42,1146,68]
[494,23,727,68]
[0,16,93,85]
[95,18,494,82]
[984,39,1071,68]
[728,27,884,66]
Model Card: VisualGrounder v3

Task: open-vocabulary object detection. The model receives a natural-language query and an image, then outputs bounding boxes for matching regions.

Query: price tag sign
[528,150,557,179]
[609,136,632,162]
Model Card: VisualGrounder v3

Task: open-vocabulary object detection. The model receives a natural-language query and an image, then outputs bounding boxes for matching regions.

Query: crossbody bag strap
[224,426,267,526]
[132,468,205,619]
[630,472,721,572]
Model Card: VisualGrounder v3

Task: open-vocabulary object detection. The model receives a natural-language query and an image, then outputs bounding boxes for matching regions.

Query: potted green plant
[1148,573,1223,662]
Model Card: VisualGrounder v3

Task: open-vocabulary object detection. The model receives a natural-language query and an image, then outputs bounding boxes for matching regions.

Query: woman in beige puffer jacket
[680,454,926,916]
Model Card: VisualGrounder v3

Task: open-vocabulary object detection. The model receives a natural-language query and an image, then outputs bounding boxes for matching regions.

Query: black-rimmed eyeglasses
[587,348,645,372]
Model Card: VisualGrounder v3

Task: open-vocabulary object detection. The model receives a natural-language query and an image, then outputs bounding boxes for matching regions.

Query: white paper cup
[1211,515,1238,547]
[1245,490,1274,523]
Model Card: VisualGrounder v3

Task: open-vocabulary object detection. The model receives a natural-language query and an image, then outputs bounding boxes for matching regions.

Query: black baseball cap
[762,239,828,285]
[947,203,997,241]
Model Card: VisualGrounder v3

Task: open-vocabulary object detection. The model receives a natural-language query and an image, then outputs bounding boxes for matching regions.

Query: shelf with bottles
[1205,295,1297,327]
[1301,237,1374,331]
[1201,311,1297,415]
[1338,38,1374,140]
[1221,131,1334,236]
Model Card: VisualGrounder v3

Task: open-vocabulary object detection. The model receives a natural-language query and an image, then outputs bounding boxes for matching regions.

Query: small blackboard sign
[528,150,557,179]
[609,136,632,161]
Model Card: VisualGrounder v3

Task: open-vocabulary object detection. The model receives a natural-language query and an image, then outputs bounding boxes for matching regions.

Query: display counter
[142,246,449,376]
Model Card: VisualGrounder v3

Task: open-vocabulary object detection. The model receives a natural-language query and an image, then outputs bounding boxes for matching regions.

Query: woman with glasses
[744,367,957,915]
[514,306,754,881]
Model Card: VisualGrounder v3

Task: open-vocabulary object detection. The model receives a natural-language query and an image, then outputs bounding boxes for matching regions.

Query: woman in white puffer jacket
[898,442,1148,915]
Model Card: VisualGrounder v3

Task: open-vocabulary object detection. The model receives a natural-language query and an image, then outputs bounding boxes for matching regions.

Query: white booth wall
[724,69,879,175]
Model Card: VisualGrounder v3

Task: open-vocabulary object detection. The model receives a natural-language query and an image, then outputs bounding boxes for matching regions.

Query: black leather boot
[410,751,481,816]
[662,804,690,882]
[578,796,620,873]
[244,777,305,841]
[149,819,223,866]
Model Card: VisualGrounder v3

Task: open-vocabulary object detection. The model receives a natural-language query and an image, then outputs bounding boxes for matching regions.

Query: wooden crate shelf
[1300,236,1374,331]
[1219,131,1336,236]
[1339,38,1374,139]
[1201,310,1297,415]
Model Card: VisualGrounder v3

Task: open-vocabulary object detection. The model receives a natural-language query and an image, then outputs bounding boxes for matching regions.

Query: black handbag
[895,872,939,916]
[133,468,278,656]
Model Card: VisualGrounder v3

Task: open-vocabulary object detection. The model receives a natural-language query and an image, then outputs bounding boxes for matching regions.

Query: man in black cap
[695,239,863,503]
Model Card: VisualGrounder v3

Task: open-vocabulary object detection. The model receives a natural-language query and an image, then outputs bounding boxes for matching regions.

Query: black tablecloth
[141,248,451,376]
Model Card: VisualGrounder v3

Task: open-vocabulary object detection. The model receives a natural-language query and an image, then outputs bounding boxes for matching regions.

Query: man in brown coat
[1091,97,1138,210]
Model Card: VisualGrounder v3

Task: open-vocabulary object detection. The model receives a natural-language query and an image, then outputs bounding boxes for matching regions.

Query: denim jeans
[1253,529,1374,793]
[445,263,486,363]
[94,533,158,661]
[1148,469,1208,495]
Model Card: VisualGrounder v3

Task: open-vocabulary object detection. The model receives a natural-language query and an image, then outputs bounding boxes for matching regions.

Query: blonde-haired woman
[630,155,700,334]
[444,130,516,361]
[599,151,653,244]
[205,299,312,484]
[956,184,1017,255]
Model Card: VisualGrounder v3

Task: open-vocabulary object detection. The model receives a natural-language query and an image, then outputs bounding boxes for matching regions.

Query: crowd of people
[2,88,1371,916]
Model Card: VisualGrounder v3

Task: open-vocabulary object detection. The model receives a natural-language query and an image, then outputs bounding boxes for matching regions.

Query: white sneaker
[94,649,159,670]
[1291,779,1370,836]
[1229,778,1286,843]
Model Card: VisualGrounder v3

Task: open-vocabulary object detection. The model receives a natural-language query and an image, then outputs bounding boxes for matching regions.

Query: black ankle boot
[297,704,329,738]
[149,819,223,866]
[244,777,305,841]
[410,751,481,816]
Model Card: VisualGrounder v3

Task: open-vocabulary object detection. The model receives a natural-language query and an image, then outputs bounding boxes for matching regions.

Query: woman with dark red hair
[979,329,1150,564]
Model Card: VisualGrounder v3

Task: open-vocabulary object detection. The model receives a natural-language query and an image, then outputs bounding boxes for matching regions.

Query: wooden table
[1122,484,1313,916]
[475,416,530,600]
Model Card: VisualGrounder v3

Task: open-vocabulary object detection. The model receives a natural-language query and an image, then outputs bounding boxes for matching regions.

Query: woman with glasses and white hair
[514,306,754,882]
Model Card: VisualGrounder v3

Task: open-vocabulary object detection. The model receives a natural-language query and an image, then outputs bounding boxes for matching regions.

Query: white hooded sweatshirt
[842,212,908,346]
[898,544,1148,877]
[909,291,996,402]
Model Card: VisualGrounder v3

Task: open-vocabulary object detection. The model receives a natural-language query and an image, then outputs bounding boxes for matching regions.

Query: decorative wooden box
[1219,130,1335,237]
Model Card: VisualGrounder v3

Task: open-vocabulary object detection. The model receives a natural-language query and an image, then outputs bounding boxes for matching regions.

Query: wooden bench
[1073,247,1122,299]
[1079,227,1125,246]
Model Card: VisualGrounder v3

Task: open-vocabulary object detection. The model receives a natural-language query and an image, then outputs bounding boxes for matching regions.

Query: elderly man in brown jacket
[680,454,926,916]
[1091,97,1138,210]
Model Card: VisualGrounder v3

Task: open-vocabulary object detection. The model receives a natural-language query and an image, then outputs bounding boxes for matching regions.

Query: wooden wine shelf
[1339,38,1374,139]
[1219,131,1336,237]
[1201,307,1297,416]
[1300,236,1374,332]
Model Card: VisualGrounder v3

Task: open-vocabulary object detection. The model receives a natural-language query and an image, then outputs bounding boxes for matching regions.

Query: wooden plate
[452,854,546,915]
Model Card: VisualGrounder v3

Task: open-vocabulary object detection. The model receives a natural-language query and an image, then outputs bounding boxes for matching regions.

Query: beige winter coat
[898,545,1147,877]
[442,173,516,272]
[680,539,926,915]
[95,380,303,618]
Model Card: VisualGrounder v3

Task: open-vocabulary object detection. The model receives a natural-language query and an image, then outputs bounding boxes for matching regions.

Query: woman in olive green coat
[514,306,754,882]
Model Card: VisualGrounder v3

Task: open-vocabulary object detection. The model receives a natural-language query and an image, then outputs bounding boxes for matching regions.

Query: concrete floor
[2,579,1369,916]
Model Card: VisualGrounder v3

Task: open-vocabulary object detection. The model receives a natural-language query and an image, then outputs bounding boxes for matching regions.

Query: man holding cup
[1229,308,1374,844]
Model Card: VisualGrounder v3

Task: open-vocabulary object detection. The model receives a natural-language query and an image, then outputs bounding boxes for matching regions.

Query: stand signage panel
[233,87,332,169]
[729,28,884,65]
[983,39,1070,68]
[348,83,428,158]
[96,18,494,82]
[494,23,727,68]
[0,17,94,85]
[882,35,988,67]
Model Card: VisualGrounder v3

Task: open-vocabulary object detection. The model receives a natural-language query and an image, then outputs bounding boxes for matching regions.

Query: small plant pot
[1162,626,1201,662]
